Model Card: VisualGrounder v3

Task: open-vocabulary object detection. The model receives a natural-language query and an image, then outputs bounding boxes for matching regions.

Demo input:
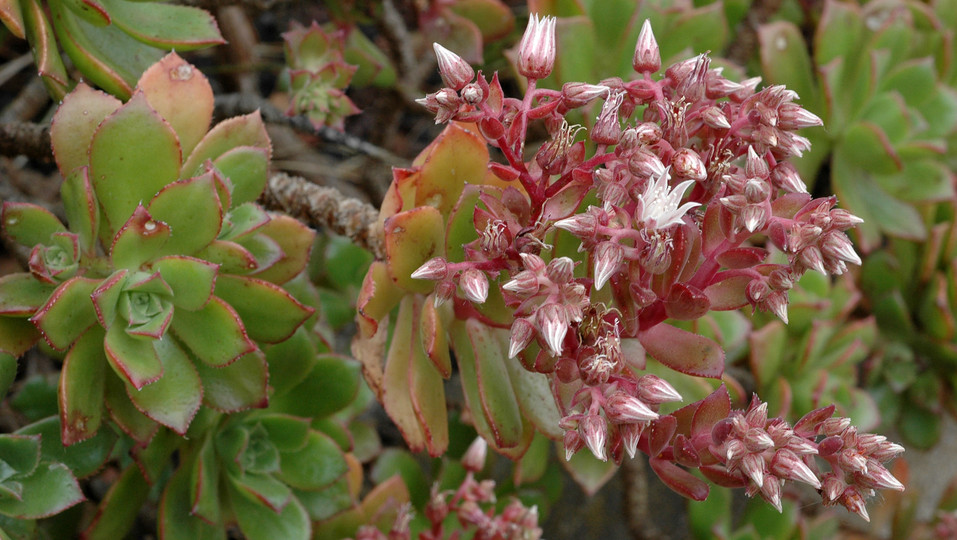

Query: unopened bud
[605,392,659,423]
[821,231,861,266]
[580,415,608,461]
[554,210,598,239]
[742,204,768,233]
[508,317,536,358]
[632,19,661,73]
[771,449,821,488]
[563,429,585,461]
[433,43,474,90]
[829,208,864,229]
[546,257,575,283]
[460,82,484,105]
[520,252,546,272]
[620,423,643,459]
[561,82,609,109]
[770,162,807,193]
[517,14,557,80]
[702,106,731,129]
[636,374,682,404]
[628,148,666,178]
[460,268,489,303]
[671,148,707,181]
[741,452,766,488]
[634,122,662,144]
[591,92,625,145]
[434,280,456,307]
[593,241,624,290]
[503,270,539,297]
[536,303,569,356]
[841,487,870,522]
[462,437,488,472]
[411,257,449,280]
[799,246,827,275]
[778,103,823,130]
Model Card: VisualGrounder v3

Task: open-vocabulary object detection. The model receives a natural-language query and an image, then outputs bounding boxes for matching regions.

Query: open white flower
[635,168,700,229]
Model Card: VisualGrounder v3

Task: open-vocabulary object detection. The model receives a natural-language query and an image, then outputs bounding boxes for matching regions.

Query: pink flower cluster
[410,13,900,517]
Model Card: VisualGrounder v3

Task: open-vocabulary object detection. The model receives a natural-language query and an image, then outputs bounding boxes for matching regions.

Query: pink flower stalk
[517,14,557,80]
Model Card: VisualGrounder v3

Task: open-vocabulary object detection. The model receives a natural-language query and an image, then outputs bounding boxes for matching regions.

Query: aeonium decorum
[0,53,314,446]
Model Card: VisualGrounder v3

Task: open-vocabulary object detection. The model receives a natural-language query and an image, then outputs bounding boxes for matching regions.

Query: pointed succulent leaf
[109,206,171,269]
[1,203,65,250]
[650,457,709,501]
[193,350,268,412]
[238,424,281,475]
[254,414,310,452]
[220,202,270,241]
[81,464,149,539]
[90,270,128,328]
[690,385,732,439]
[136,52,213,158]
[0,462,84,519]
[230,482,310,540]
[50,1,162,99]
[229,471,291,513]
[104,323,163,389]
[0,274,54,316]
[15,417,114,480]
[31,277,99,350]
[639,323,725,378]
[757,22,820,114]
[20,0,69,99]
[60,168,100,255]
[187,434,221,524]
[147,173,224,257]
[0,0,25,38]
[162,458,225,540]
[96,0,223,50]
[213,275,312,344]
[0,318,38,358]
[125,336,202,434]
[90,92,182,232]
[171,295,256,367]
[414,123,491,216]
[0,435,40,475]
[151,256,217,311]
[264,328,318,398]
[419,299,452,378]
[269,354,359,420]
[59,0,109,26]
[559,444,618,497]
[380,297,448,456]
[59,327,106,445]
[502,345,563,440]
[356,260,403,338]
[452,318,524,450]
[182,112,271,177]
[235,234,284,274]
[0,352,14,399]
[704,275,751,310]
[196,239,258,274]
[104,375,157,444]
[212,146,269,208]
[384,207,446,294]
[248,214,315,285]
[50,83,121,177]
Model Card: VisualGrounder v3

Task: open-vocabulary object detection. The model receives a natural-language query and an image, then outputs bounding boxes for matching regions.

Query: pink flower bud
[536,303,569,356]
[746,278,770,303]
[778,103,823,130]
[821,231,861,266]
[433,280,456,307]
[460,82,484,105]
[628,148,666,178]
[702,106,731,129]
[462,437,488,472]
[591,92,625,145]
[768,268,793,290]
[503,270,539,296]
[839,449,868,474]
[741,204,769,233]
[620,423,643,459]
[671,148,707,181]
[580,415,608,461]
[593,241,624,290]
[636,374,682,404]
[821,474,845,502]
[741,452,766,488]
[433,43,474,90]
[829,208,864,229]
[770,162,808,193]
[632,19,660,73]
[759,477,783,512]
[770,449,821,488]
[724,439,747,462]
[634,122,662,144]
[517,14,557,80]
[746,401,769,427]
[460,268,489,303]
[744,428,774,453]
[720,194,748,214]
[554,210,598,239]
[819,416,852,436]
[870,441,905,462]
[520,252,546,272]
[799,246,827,275]
[546,257,575,284]
[508,317,536,358]
[561,82,609,109]
[765,291,789,324]
[745,146,770,179]
[861,460,904,491]
[841,487,870,522]
[605,392,659,423]
[563,429,585,461]
[411,257,449,280]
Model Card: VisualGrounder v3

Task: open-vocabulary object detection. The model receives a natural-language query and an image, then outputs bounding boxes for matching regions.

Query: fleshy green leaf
[255,414,310,452]
[182,112,271,177]
[104,323,163,389]
[0,203,65,249]
[383,207,446,294]
[212,147,269,207]
[152,256,217,311]
[60,167,101,254]
[0,435,40,475]
[89,92,182,232]
[16,417,116,479]
[109,205,172,269]
[96,0,224,50]
[147,173,224,257]
[269,355,359,420]
[104,375,157,444]
[188,434,221,525]
[81,464,149,540]
[137,52,213,158]
[0,462,84,519]
[213,275,312,344]
[58,327,106,444]
[0,318,39,358]
[171,296,257,367]
[248,215,315,285]
[193,350,268,412]
[20,0,69,99]
[265,328,318,397]
[31,277,99,350]
[50,83,121,176]
[161,457,225,540]
[229,471,290,513]
[277,430,347,491]
[230,483,309,540]
[639,323,725,378]
[0,274,54,316]
[196,239,258,274]
[125,335,202,434]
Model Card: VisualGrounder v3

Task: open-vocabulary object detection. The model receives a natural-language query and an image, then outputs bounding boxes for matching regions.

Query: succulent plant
[0,0,223,99]
[0,52,314,445]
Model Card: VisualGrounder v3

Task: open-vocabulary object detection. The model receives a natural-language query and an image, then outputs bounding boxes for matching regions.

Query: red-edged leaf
[700,464,749,488]
[82,464,149,538]
[213,275,312,344]
[151,256,217,311]
[793,404,836,438]
[104,374,157,444]
[212,146,269,207]
[194,350,268,412]
[0,273,54,316]
[691,385,732,439]
[649,458,709,501]
[31,276,99,350]
[248,214,314,285]
[137,52,213,158]
[125,336,202,434]
[171,295,256,367]
[0,462,84,518]
[1,202,65,248]
[646,415,677,458]
[162,456,224,540]
[383,207,446,294]
[196,239,258,273]
[104,323,163,389]
[20,0,69,98]
[147,173,224,257]
[0,318,39,358]
[704,274,751,311]
[61,167,101,254]
[182,111,271,177]
[189,434,221,525]
[50,83,121,176]
[664,282,711,320]
[639,323,725,378]
[110,205,172,269]
[59,327,106,445]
